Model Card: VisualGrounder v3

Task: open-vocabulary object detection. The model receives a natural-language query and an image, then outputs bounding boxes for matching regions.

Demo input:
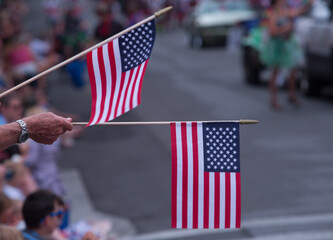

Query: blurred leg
[270,68,281,109]
[288,68,299,105]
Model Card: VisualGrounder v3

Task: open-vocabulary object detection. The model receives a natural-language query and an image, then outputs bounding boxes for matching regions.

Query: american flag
[170,122,241,229]
[86,20,155,126]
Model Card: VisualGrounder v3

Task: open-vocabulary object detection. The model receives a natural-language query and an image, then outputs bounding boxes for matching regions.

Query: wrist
[16,119,29,143]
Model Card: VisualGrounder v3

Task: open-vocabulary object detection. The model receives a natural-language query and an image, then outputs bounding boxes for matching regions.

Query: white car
[297,0,333,96]
[185,0,258,48]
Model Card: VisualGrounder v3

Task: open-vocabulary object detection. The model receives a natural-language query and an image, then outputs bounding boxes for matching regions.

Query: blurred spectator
[0,51,9,91]
[3,161,38,200]
[109,0,128,26]
[11,199,25,229]
[94,1,124,42]
[0,164,6,192]
[2,33,59,86]
[23,101,82,197]
[2,166,25,201]
[24,136,65,198]
[22,190,99,240]
[42,0,63,25]
[29,35,53,62]
[251,0,271,9]
[0,92,24,125]
[0,144,21,163]
[260,0,313,109]
[0,192,25,229]
[62,8,87,58]
[60,7,88,89]
[0,93,26,162]
[125,0,150,27]
[0,10,19,45]
[21,189,65,239]
[0,225,24,240]
[0,192,15,225]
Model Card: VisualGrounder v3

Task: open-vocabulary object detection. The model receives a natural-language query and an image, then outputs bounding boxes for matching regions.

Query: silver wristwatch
[16,119,29,143]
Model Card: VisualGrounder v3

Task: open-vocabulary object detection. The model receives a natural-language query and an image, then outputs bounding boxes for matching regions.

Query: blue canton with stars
[203,122,240,173]
[119,20,155,72]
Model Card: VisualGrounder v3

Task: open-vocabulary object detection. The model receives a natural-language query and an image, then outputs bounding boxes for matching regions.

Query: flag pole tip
[154,6,173,17]
[240,119,259,124]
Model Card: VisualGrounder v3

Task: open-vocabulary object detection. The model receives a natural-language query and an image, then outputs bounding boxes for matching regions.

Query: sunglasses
[40,210,64,223]
[49,210,64,218]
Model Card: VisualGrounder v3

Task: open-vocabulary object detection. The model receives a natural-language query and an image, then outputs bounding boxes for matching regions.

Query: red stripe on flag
[137,60,148,105]
[170,123,177,228]
[114,72,126,118]
[122,69,134,115]
[129,66,141,110]
[106,42,117,121]
[236,173,241,228]
[87,51,97,126]
[214,172,220,228]
[225,172,231,228]
[181,123,188,228]
[191,123,199,229]
[203,172,209,228]
[95,46,107,124]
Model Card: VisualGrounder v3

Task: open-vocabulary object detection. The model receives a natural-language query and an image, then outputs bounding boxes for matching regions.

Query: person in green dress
[261,0,313,109]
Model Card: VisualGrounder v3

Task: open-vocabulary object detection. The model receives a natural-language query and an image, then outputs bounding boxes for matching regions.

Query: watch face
[20,132,29,143]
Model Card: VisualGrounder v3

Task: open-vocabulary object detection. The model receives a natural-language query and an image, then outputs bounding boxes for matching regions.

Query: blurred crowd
[0,0,203,238]
[0,0,188,239]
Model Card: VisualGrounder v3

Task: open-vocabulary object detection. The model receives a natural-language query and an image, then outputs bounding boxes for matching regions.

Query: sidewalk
[61,169,137,239]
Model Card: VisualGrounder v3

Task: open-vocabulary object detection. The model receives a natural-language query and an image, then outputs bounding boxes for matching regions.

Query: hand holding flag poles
[0,6,173,99]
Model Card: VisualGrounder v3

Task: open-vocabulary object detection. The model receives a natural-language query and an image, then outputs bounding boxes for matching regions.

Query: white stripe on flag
[132,63,143,108]
[116,71,130,117]
[220,173,226,228]
[230,173,236,228]
[91,49,102,125]
[124,67,138,113]
[109,39,121,120]
[186,123,193,229]
[209,173,215,229]
[175,123,183,229]
[101,44,112,123]
[197,123,204,229]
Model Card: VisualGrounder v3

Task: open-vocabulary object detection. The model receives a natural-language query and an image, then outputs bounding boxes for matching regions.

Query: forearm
[0,122,20,150]
[0,112,72,149]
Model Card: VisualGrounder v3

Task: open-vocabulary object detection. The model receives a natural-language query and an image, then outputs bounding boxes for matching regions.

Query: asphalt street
[46,28,333,239]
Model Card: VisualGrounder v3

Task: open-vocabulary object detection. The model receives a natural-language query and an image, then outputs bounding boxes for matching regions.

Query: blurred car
[299,0,333,96]
[241,26,266,84]
[185,0,259,48]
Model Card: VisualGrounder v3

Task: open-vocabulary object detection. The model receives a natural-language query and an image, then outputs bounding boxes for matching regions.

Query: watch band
[16,119,29,143]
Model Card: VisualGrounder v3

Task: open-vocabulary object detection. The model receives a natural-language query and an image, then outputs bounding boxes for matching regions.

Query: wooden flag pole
[72,120,259,126]
[0,6,173,99]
